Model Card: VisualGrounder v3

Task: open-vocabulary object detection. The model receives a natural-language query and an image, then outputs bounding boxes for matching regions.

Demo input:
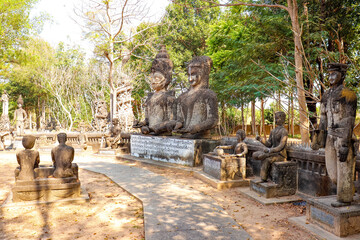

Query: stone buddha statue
[133,45,176,135]
[173,56,219,139]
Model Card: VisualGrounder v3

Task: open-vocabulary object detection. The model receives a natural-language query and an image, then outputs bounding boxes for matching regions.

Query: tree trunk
[241,103,245,131]
[288,0,309,143]
[251,100,256,136]
[291,91,295,136]
[261,98,266,140]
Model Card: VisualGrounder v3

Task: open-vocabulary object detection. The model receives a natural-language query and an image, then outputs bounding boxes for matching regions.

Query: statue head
[112,118,119,126]
[328,63,347,87]
[17,95,24,108]
[57,132,67,144]
[22,135,36,149]
[236,129,246,142]
[275,111,286,126]
[150,45,173,91]
[187,56,213,89]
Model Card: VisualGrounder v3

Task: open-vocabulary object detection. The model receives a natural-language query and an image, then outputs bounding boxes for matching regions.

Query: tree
[172,0,310,143]
[75,0,154,127]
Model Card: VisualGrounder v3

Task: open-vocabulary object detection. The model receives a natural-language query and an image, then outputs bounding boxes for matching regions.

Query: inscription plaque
[131,135,196,166]
[203,155,221,179]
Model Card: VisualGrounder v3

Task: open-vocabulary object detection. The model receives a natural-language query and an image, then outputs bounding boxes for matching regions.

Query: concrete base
[130,134,220,167]
[289,216,360,240]
[305,195,360,237]
[239,187,302,205]
[193,170,250,190]
[2,187,89,208]
[98,147,129,155]
[203,154,248,180]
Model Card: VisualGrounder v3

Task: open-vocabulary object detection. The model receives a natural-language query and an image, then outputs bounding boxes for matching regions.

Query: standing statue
[94,99,108,131]
[173,56,219,139]
[311,63,357,207]
[16,135,40,180]
[1,90,9,116]
[133,45,176,135]
[13,95,27,136]
[253,111,288,182]
[51,133,75,178]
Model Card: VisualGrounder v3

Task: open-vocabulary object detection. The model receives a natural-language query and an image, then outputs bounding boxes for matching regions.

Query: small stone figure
[13,95,27,136]
[51,133,75,178]
[16,135,40,180]
[1,90,9,116]
[78,122,88,151]
[311,63,357,207]
[106,118,121,148]
[133,45,176,135]
[253,111,288,182]
[214,130,248,157]
[173,56,219,139]
[94,99,108,131]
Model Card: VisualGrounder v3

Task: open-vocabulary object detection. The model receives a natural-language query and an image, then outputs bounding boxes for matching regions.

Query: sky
[31,0,170,56]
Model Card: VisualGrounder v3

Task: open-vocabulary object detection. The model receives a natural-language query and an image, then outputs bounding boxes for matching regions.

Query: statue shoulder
[341,87,357,103]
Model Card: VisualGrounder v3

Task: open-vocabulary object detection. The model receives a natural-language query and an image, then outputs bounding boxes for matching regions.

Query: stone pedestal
[130,134,220,167]
[98,147,129,155]
[203,154,247,180]
[12,164,81,202]
[306,195,360,237]
[250,161,297,198]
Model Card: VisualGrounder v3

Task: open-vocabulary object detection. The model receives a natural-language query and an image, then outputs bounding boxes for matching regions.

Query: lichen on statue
[133,45,176,135]
[173,56,219,139]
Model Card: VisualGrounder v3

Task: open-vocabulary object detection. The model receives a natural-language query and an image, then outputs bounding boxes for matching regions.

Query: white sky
[31,0,170,56]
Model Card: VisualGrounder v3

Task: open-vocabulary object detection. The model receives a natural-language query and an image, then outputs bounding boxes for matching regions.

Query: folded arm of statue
[310,130,327,150]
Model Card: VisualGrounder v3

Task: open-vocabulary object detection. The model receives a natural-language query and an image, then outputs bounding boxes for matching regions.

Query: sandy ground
[0,156,144,240]
[0,151,319,240]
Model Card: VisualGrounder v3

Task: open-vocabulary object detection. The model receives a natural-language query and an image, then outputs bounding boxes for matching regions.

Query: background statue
[311,63,357,207]
[253,111,288,182]
[13,95,27,136]
[1,90,9,116]
[51,133,75,178]
[133,45,176,135]
[106,118,121,148]
[173,56,219,139]
[94,99,108,131]
[16,135,39,180]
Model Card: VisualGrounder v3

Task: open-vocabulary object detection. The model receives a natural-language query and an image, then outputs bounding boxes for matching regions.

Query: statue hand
[264,148,270,153]
[255,135,261,141]
[174,122,183,130]
[338,147,348,162]
[311,142,320,151]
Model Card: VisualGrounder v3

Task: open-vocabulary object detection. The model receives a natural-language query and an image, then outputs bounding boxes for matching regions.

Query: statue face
[329,71,343,86]
[275,112,285,126]
[188,64,202,88]
[150,71,166,91]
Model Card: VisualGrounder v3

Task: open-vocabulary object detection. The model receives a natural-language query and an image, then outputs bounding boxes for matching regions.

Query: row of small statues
[212,63,357,208]
[16,133,75,181]
[133,46,218,139]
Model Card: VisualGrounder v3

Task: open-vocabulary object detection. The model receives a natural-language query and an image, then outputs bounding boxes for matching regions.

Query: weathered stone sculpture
[51,133,75,178]
[311,63,357,207]
[1,90,9,116]
[15,135,40,180]
[133,45,176,135]
[13,95,27,136]
[173,56,219,139]
[253,111,288,182]
[106,118,121,148]
[94,99,108,131]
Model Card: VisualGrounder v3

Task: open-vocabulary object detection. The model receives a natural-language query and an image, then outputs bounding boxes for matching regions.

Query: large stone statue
[173,56,219,139]
[16,135,40,180]
[13,95,27,136]
[133,45,176,135]
[253,111,288,182]
[311,63,357,207]
[1,90,9,116]
[51,133,75,178]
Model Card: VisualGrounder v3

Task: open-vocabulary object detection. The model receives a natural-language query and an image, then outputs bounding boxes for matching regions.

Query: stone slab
[305,195,360,237]
[239,187,302,205]
[1,187,89,209]
[289,216,360,240]
[203,154,246,181]
[193,170,249,190]
[130,134,219,167]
